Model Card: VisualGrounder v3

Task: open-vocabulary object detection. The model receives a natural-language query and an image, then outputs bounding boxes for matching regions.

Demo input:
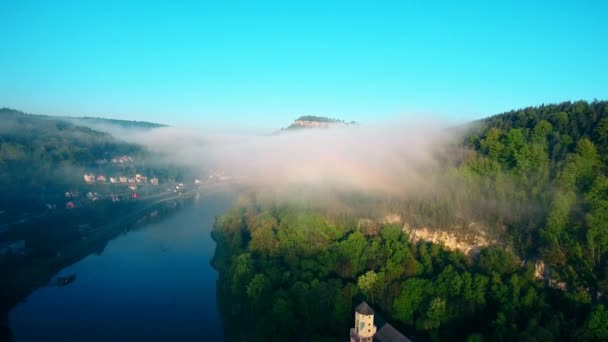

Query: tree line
[212,100,608,341]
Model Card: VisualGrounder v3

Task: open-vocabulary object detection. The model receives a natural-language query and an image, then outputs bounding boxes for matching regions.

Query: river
[8,192,235,341]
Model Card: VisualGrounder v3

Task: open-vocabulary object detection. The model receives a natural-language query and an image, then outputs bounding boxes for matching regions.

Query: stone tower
[350,301,377,342]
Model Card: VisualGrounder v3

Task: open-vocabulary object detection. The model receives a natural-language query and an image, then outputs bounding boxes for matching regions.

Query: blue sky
[0,1,606,131]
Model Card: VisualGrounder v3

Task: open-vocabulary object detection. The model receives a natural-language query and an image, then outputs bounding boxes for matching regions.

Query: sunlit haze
[2,2,608,341]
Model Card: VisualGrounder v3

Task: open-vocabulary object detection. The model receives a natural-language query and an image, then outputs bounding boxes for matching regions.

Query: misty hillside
[0,108,143,166]
[0,107,166,130]
[0,107,144,162]
[0,108,147,212]
[211,100,608,341]
[59,116,167,130]
[412,100,608,255]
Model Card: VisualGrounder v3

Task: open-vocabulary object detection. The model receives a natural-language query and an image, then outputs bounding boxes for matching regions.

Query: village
[73,170,223,209]
[68,154,211,209]
[0,152,235,261]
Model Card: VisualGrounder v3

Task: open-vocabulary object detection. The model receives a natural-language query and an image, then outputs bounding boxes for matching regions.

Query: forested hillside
[60,116,167,130]
[0,108,144,184]
[466,100,608,288]
[212,100,608,341]
[0,108,177,217]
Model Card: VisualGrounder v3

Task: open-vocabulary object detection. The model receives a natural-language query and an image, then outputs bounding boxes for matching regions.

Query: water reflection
[7,192,235,341]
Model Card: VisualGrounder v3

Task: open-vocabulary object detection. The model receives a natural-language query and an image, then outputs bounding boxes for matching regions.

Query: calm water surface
[9,193,234,341]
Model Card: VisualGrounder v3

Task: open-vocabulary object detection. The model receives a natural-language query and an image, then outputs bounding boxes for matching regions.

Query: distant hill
[0,108,147,210]
[59,116,167,130]
[0,108,195,222]
[0,107,166,131]
[283,115,356,130]
[0,108,145,171]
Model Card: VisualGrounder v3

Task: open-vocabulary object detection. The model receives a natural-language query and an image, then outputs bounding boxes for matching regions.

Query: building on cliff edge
[350,301,411,342]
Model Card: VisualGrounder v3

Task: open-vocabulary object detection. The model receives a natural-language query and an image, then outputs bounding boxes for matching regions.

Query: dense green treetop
[212,100,608,341]
[212,193,596,341]
[0,108,184,214]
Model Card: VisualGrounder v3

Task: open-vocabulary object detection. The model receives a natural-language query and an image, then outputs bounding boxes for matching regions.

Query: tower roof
[355,301,375,315]
[374,312,412,342]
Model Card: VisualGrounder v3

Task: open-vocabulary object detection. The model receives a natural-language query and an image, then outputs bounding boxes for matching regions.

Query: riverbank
[8,190,238,341]
[0,191,199,340]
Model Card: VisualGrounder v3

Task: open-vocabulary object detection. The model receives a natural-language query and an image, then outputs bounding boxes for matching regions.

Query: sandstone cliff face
[406,226,494,256]
[286,116,354,130]
[292,120,334,128]
[360,213,496,256]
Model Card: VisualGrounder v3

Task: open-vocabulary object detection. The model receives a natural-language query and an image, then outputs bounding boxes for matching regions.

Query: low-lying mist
[124,119,462,196]
[119,117,543,243]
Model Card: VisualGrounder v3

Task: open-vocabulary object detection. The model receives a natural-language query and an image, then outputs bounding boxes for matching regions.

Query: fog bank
[123,119,461,196]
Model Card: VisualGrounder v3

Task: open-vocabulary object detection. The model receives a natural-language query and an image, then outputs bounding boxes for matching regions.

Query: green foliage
[246,273,270,302]
[393,278,430,323]
[211,195,592,340]
[419,297,447,330]
[477,248,519,275]
[0,108,170,212]
[212,100,608,340]
[357,270,377,302]
[584,305,608,340]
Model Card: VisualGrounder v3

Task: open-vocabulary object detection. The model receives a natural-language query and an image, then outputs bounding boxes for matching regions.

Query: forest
[0,108,144,185]
[211,100,608,341]
[0,108,187,216]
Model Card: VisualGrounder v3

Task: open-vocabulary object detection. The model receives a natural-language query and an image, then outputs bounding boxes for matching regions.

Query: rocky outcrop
[285,116,355,130]
[405,224,495,256]
[358,213,495,256]
[534,259,568,290]
[292,120,336,128]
